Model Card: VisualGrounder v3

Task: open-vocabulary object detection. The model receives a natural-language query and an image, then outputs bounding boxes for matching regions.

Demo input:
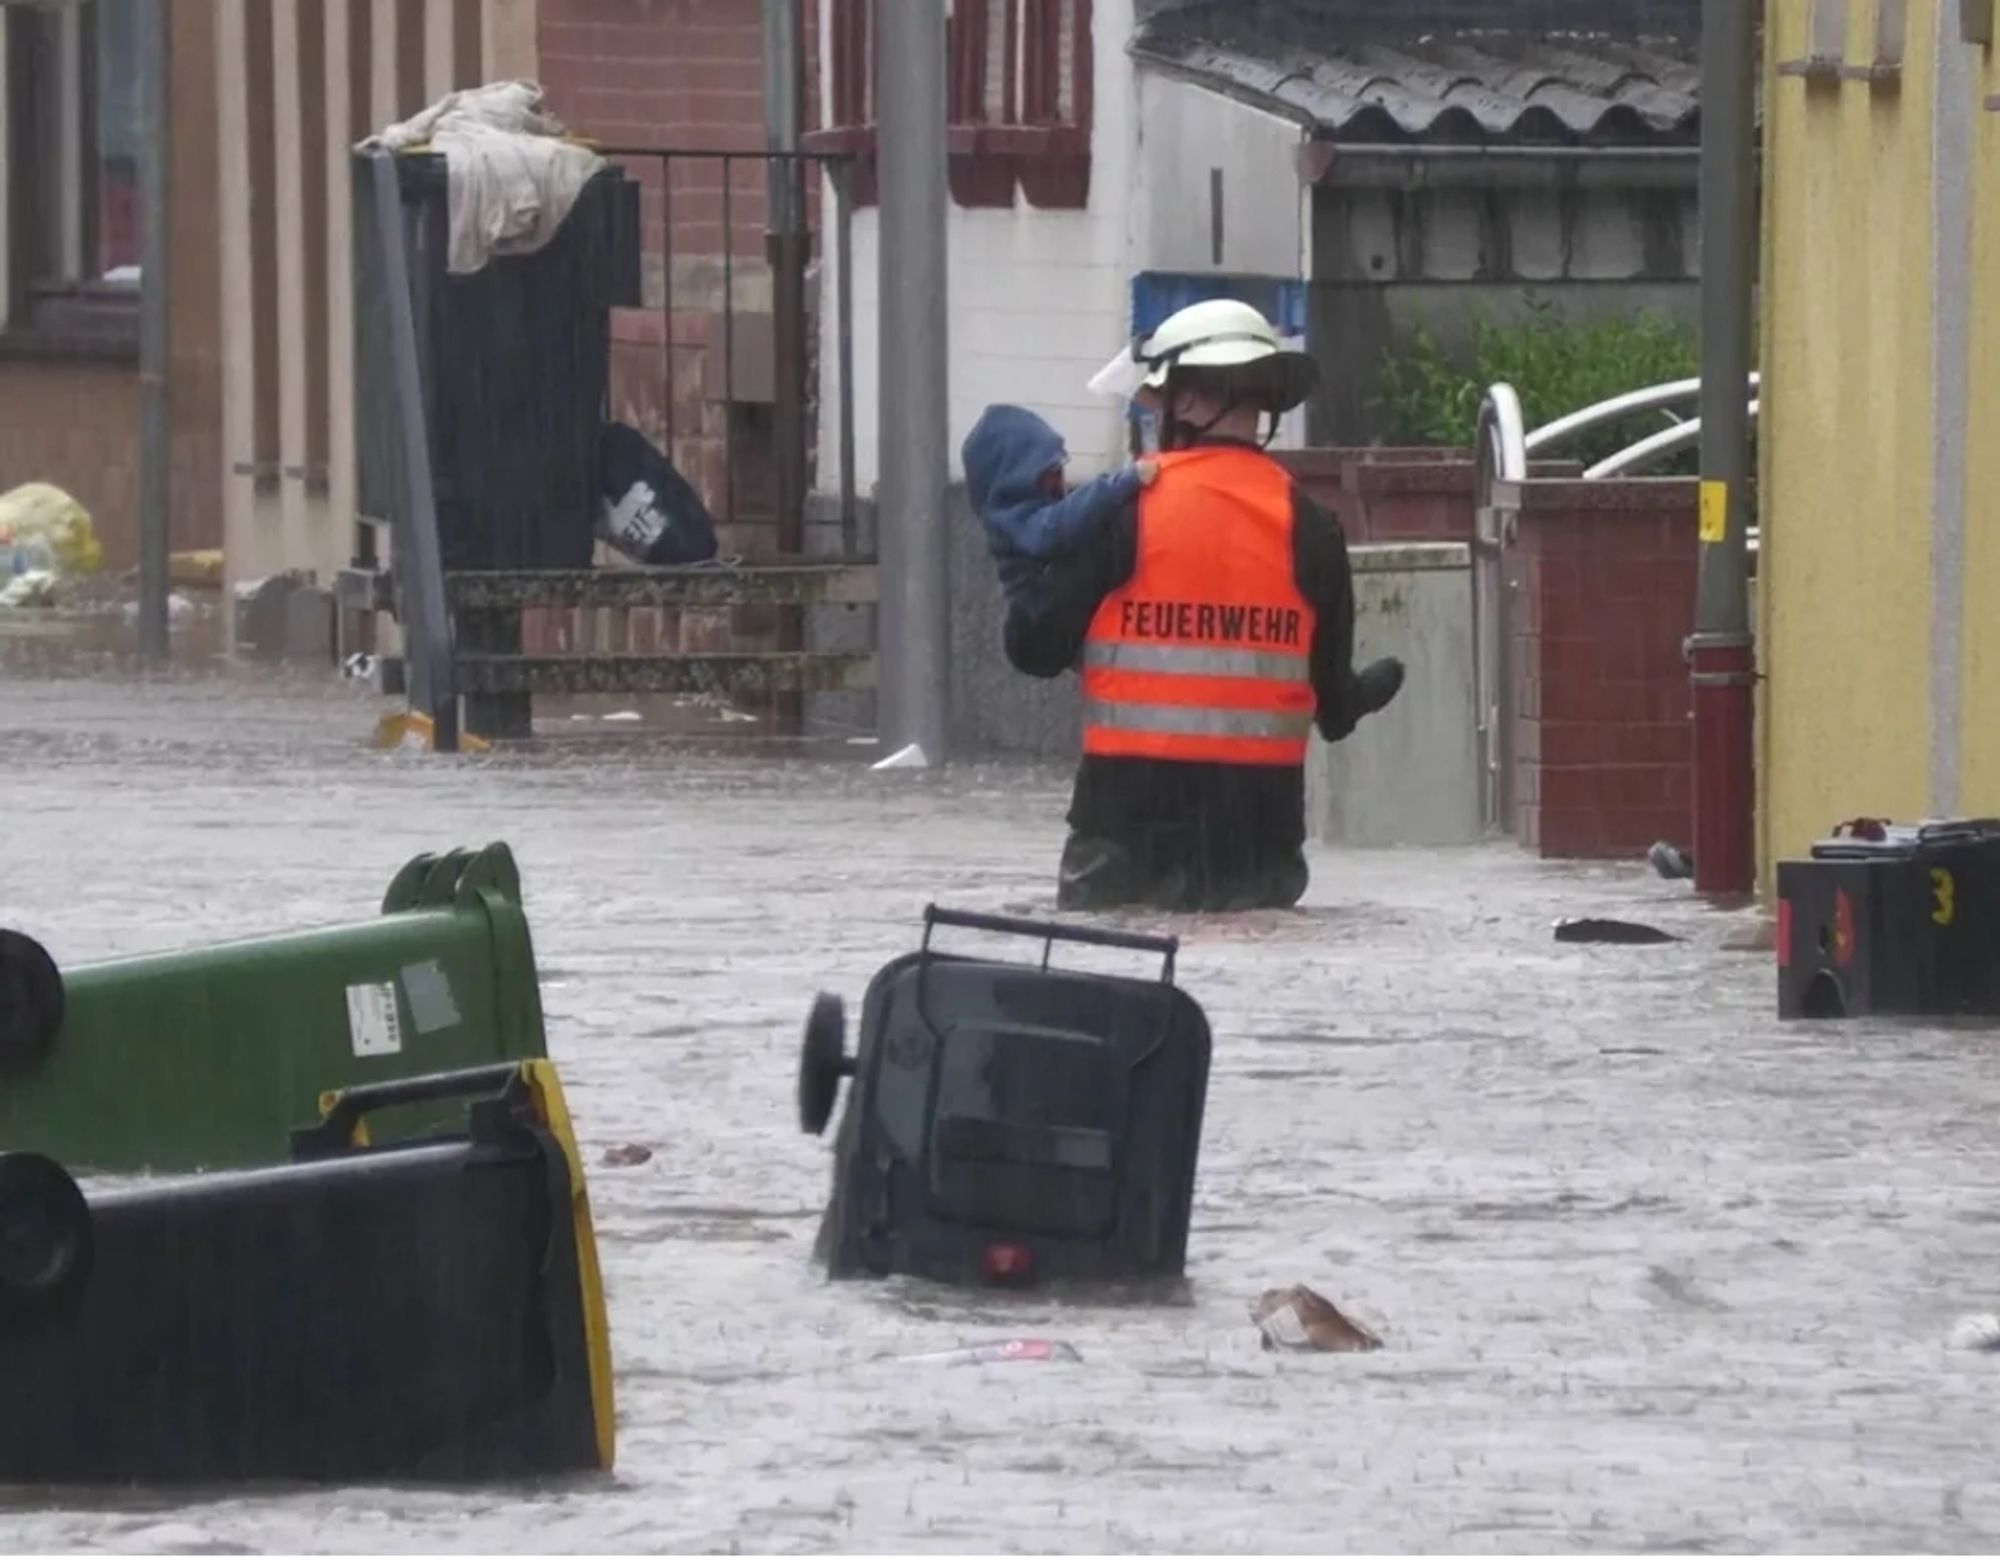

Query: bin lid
[1810,817,2000,860]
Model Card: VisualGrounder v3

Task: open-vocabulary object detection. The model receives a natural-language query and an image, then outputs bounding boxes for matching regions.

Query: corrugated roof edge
[1130,10,1704,149]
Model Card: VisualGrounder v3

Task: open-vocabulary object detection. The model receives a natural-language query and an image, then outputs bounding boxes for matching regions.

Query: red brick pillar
[1508,479,1699,859]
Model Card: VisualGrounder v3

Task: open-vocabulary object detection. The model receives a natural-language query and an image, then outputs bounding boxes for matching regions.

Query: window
[1,1,142,353]
[807,0,1093,210]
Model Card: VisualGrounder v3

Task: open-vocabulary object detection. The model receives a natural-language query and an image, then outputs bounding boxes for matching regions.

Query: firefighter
[1004,298,1405,912]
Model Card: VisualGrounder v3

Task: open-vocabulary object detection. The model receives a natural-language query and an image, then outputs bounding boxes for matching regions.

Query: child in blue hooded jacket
[962,404,1156,604]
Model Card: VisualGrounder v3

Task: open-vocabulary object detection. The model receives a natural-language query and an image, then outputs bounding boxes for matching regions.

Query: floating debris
[1251,1285,1383,1353]
[872,742,930,772]
[892,1339,1082,1367]
[1648,841,1695,881]
[600,1143,654,1168]
[1722,919,1777,953]
[1948,1313,2000,1352]
[1554,917,1680,946]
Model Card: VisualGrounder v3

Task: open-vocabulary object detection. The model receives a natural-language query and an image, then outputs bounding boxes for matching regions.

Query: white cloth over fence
[359,81,606,275]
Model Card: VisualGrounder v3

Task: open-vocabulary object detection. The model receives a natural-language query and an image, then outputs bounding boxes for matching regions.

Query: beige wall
[217,0,537,598]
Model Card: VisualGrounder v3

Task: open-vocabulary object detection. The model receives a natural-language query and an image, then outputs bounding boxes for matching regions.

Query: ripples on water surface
[2,672,1999,1552]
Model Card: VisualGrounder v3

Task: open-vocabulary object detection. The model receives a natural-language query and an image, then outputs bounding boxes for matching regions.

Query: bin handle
[290,1062,529,1159]
[920,904,1178,984]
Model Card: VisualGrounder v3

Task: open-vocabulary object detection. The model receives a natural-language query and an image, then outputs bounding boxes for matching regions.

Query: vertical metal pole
[370,152,457,752]
[762,0,809,730]
[661,154,675,460]
[659,152,676,681]
[763,0,804,234]
[875,0,950,763]
[834,160,857,557]
[722,166,736,529]
[136,0,172,663]
[1690,0,1758,898]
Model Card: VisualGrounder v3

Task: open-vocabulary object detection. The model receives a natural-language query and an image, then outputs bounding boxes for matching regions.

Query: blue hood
[962,404,1067,532]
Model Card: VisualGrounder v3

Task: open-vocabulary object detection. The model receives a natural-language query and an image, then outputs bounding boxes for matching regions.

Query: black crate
[802,909,1212,1289]
[1777,819,2000,1018]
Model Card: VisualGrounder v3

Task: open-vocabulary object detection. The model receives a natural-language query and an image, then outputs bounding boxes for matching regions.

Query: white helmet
[1088,298,1318,414]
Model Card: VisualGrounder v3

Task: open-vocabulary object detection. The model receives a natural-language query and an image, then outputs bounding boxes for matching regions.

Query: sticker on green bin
[401,959,462,1035]
[346,982,404,1058]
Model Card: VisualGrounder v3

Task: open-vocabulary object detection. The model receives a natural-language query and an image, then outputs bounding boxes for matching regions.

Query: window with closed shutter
[809,0,1093,210]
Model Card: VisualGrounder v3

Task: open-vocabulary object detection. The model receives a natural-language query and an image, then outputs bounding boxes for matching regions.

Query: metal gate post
[1692,0,1759,897]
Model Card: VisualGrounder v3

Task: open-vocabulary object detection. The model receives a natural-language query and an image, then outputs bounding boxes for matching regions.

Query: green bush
[1376,297,1704,471]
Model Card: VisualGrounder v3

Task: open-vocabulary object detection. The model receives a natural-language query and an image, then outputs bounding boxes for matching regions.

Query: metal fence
[593,146,859,560]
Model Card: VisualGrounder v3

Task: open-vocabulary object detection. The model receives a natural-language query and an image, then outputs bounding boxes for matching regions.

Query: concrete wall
[1308,172,1699,444]
[944,483,1078,760]
[1758,0,1943,886]
[1305,543,1480,848]
[0,0,222,572]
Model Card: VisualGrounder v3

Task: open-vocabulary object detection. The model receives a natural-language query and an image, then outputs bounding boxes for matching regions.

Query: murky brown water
[3,668,2000,1552]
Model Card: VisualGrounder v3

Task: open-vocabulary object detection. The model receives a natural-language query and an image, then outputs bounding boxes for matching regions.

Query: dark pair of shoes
[1354,656,1406,718]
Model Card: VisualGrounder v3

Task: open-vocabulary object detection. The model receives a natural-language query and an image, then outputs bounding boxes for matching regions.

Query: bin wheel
[0,1152,91,1325]
[0,930,62,1078]
[798,991,854,1137]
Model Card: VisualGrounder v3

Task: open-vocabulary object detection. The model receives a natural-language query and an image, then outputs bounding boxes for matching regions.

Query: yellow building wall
[1959,33,2000,806]
[1759,0,1938,885]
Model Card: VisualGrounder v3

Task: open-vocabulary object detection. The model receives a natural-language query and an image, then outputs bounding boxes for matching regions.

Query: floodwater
[3,664,2000,1553]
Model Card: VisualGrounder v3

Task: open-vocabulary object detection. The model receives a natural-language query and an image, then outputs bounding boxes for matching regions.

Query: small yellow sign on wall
[1699,480,1728,544]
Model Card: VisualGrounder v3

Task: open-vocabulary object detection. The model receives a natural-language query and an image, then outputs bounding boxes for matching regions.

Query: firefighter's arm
[1003,501,1137,678]
[1293,488,1361,742]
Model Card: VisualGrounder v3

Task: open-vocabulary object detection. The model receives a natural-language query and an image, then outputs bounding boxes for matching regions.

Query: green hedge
[1376,298,1704,471]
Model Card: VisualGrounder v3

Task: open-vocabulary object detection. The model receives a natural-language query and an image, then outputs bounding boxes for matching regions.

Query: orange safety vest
[1080,445,1317,767]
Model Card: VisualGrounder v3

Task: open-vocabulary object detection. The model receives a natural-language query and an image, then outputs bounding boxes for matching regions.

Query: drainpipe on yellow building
[1691,0,1759,898]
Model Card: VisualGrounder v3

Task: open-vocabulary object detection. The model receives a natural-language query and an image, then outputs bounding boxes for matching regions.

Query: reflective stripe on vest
[1082,699,1313,741]
[1082,642,1311,682]
[1079,444,1317,767]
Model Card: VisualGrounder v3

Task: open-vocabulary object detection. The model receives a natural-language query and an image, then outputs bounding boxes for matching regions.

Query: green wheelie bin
[0,842,552,1173]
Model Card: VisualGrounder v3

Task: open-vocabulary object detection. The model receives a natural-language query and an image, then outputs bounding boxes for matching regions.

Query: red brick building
[538,0,822,560]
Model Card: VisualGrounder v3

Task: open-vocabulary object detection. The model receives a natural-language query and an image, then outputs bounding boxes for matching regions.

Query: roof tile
[1132,0,1702,146]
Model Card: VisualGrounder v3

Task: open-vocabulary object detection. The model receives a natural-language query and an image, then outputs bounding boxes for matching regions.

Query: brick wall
[535,0,825,660]
[1509,478,1699,859]
[539,0,819,555]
